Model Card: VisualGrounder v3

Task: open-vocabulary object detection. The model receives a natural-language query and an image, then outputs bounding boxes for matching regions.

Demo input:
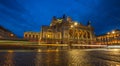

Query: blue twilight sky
[0,0,120,37]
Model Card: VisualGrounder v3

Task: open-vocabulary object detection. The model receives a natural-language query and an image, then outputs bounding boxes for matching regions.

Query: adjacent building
[24,32,40,41]
[40,15,95,44]
[0,26,17,40]
[96,29,120,45]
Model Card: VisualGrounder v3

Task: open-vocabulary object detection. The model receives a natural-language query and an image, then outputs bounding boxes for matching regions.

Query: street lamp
[74,22,78,26]
[70,22,78,44]
[112,31,115,34]
[107,32,110,45]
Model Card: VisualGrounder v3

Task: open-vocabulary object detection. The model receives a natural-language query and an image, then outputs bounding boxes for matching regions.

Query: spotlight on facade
[107,32,110,34]
[47,35,50,38]
[71,25,73,28]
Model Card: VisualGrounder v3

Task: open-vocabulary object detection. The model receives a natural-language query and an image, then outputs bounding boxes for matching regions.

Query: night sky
[0,0,120,37]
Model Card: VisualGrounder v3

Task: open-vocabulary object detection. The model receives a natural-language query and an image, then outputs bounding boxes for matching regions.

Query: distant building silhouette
[24,32,40,42]
[0,26,17,40]
[96,29,120,45]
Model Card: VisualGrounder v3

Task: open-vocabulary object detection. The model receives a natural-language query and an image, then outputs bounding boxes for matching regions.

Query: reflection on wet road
[0,49,120,66]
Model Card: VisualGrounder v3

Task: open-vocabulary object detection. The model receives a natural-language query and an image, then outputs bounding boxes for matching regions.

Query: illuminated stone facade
[96,29,120,45]
[40,15,95,44]
[0,26,17,40]
[24,32,40,41]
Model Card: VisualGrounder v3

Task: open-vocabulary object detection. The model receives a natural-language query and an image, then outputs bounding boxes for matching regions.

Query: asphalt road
[0,49,120,66]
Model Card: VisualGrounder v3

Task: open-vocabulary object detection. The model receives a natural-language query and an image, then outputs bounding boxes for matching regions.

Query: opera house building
[39,15,95,44]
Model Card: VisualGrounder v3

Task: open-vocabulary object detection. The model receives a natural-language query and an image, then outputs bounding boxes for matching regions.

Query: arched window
[29,34,31,38]
[24,34,27,38]
[36,35,38,38]
[83,31,86,38]
[33,35,35,38]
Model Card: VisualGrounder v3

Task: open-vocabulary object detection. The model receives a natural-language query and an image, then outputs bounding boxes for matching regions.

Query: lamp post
[107,32,110,45]
[69,25,73,44]
[74,22,78,43]
[69,22,78,43]
[68,22,78,49]
[61,24,65,44]
[112,30,115,44]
